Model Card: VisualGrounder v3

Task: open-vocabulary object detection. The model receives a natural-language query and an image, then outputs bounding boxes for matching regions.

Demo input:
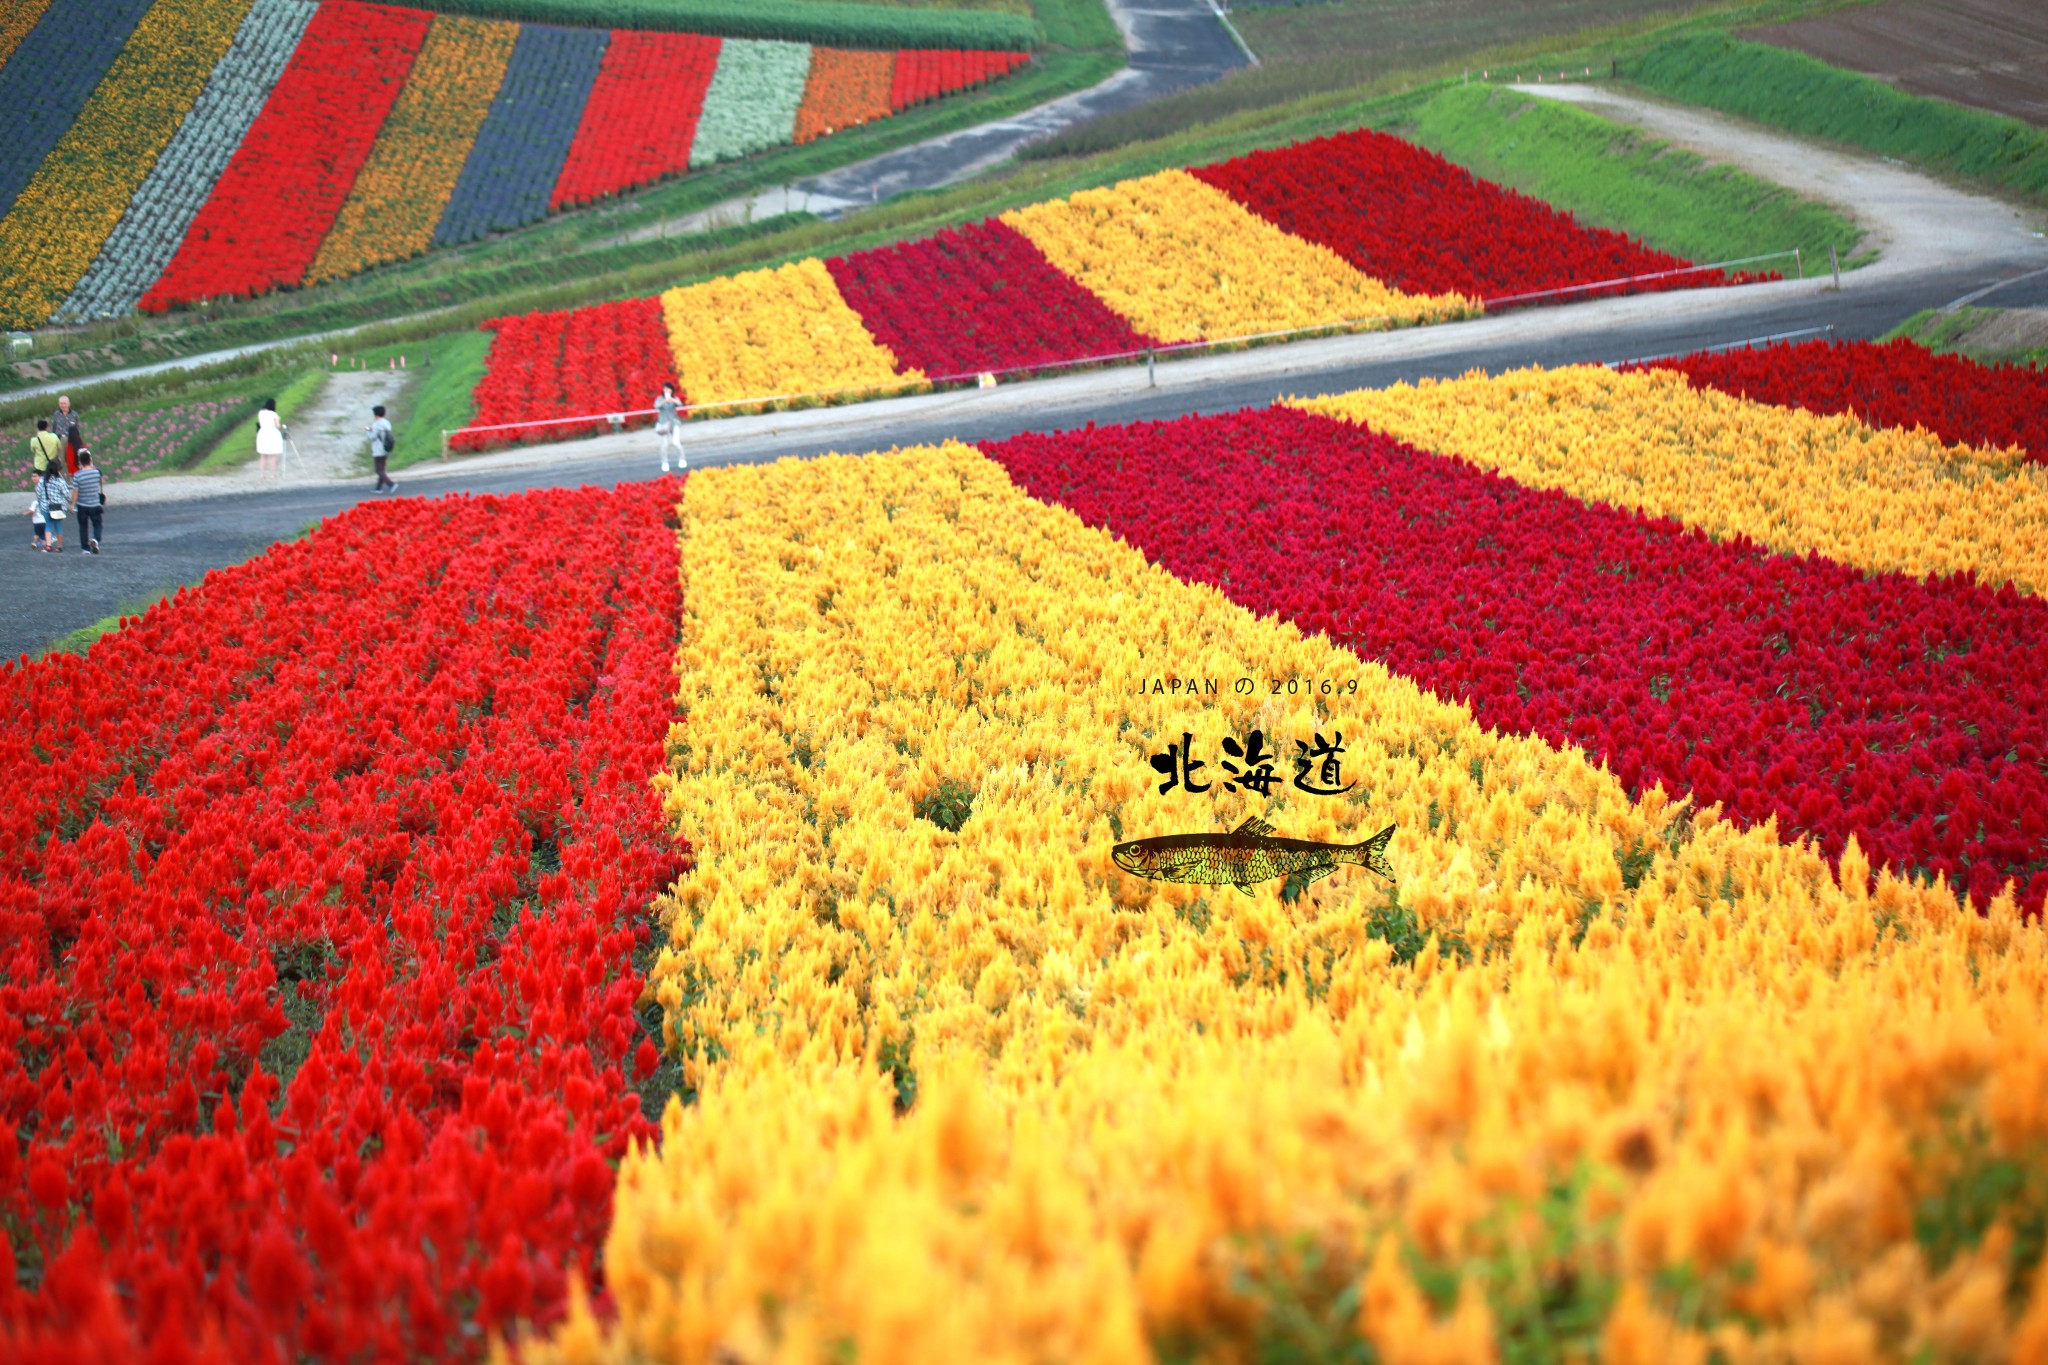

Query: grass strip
[1628,32,2048,205]
[36,588,178,660]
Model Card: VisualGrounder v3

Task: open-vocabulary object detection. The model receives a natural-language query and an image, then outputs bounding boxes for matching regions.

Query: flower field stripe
[55,0,318,324]
[1640,337,2048,466]
[519,443,2047,1363]
[1188,127,1715,303]
[986,404,2048,916]
[792,45,892,146]
[888,47,1030,110]
[431,22,608,249]
[999,169,1476,345]
[305,13,516,286]
[465,308,573,449]
[0,0,156,221]
[140,0,433,311]
[0,482,690,1358]
[1292,366,2048,596]
[687,37,812,169]
[550,29,721,211]
[0,0,54,73]
[0,0,254,329]
[825,218,1160,377]
[658,257,920,408]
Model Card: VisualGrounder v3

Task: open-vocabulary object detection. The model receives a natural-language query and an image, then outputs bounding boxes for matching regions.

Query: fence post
[1829,243,1841,291]
[440,429,450,462]
[1794,246,1802,280]
[1146,350,1156,387]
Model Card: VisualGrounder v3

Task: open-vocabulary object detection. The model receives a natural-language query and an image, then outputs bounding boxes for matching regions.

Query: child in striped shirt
[71,449,104,553]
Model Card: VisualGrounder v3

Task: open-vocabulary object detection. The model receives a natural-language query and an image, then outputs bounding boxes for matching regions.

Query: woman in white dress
[255,398,285,478]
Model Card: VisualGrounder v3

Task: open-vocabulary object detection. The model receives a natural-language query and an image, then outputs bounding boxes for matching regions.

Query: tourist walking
[255,398,285,478]
[27,479,46,549]
[29,419,63,479]
[654,383,686,473]
[367,404,396,493]
[71,449,104,554]
[36,464,70,553]
[51,396,83,477]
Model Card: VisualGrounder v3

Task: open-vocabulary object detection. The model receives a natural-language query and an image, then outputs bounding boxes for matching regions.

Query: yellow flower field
[1000,169,1475,344]
[305,13,516,286]
[507,446,2048,1365]
[659,258,923,410]
[0,0,54,70]
[1292,366,2048,596]
[0,0,251,323]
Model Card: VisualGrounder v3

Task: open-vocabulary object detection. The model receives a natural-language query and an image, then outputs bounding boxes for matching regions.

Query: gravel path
[1511,82,2048,280]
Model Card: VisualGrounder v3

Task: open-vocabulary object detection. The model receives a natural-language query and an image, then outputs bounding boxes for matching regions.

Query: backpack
[380,425,395,455]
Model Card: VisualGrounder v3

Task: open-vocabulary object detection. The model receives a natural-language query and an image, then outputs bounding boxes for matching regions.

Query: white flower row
[689,39,812,170]
[55,0,317,322]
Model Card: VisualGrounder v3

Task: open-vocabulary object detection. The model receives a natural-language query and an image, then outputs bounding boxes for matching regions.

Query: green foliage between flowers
[1629,33,2048,205]
[1396,83,1862,270]
[422,0,1040,48]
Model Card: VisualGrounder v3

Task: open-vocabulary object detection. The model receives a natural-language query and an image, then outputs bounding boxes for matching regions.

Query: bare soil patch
[1954,306,2048,358]
[1745,0,2048,128]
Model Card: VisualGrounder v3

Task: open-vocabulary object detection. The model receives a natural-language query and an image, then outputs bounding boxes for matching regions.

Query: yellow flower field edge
[1291,366,2048,596]
[659,257,927,412]
[0,0,251,323]
[1001,169,1477,344]
[501,446,2048,1365]
[305,13,516,286]
[0,0,55,72]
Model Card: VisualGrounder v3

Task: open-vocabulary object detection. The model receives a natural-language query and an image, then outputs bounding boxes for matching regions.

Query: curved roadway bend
[9,89,2048,660]
[789,0,1251,212]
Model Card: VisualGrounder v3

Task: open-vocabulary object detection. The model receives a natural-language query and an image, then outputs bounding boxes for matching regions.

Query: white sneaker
[661,460,669,472]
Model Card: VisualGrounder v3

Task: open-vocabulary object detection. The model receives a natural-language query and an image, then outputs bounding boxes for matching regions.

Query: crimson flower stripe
[460,298,674,452]
[0,483,690,1360]
[887,48,1028,110]
[982,406,2048,915]
[1637,337,2048,466]
[139,0,431,312]
[1187,128,1750,302]
[551,30,720,210]
[824,218,1159,377]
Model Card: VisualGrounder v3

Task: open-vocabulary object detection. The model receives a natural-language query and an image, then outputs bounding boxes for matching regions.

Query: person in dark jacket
[51,395,82,477]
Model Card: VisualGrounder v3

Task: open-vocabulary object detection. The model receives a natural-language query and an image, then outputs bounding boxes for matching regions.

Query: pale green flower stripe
[56,0,317,322]
[688,38,811,169]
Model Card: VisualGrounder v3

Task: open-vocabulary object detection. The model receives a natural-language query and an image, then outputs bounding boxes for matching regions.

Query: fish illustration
[1112,815,1396,896]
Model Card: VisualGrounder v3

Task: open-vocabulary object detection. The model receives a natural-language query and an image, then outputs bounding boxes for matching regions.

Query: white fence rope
[443,248,1806,455]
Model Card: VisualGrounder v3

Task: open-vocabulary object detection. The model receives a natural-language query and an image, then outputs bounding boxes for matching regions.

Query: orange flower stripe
[793,47,894,145]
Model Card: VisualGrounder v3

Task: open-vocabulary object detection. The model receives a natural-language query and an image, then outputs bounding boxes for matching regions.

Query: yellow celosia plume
[510,442,2048,1365]
[1001,169,1475,343]
[1291,366,2048,595]
[659,257,924,410]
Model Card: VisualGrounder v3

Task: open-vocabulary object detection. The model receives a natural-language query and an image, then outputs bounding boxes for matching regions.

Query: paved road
[11,84,2048,661]
[12,257,2046,663]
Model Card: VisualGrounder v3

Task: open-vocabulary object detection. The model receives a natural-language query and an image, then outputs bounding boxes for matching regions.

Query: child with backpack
[367,405,396,493]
